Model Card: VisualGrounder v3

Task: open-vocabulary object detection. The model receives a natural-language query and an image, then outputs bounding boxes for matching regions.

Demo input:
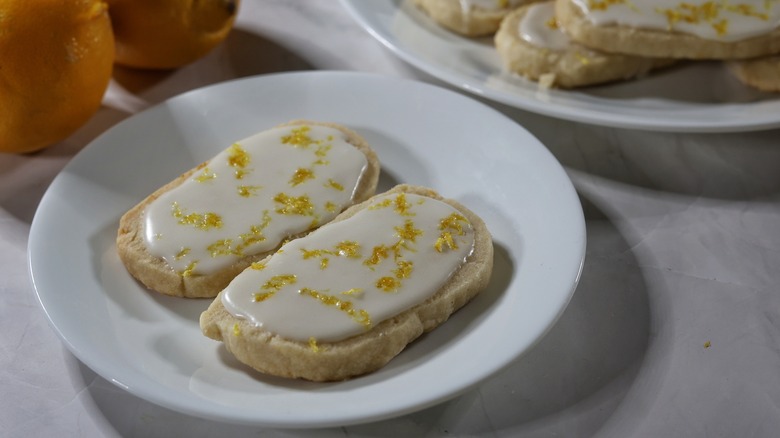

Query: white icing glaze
[571,0,780,42]
[459,0,525,12]
[143,125,368,276]
[519,2,572,50]
[221,192,475,342]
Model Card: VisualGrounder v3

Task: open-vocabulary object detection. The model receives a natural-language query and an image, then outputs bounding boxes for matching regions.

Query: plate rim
[339,0,780,133]
[28,70,586,427]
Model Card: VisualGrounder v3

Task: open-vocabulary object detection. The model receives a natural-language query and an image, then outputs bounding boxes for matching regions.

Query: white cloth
[2,1,779,436]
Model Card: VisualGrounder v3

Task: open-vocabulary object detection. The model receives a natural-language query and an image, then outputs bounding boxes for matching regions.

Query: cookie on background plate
[495,1,674,88]
[555,0,780,60]
[413,0,541,36]
[728,54,780,92]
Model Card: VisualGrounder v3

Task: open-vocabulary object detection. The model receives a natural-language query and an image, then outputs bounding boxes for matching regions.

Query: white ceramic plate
[341,0,780,133]
[29,71,585,428]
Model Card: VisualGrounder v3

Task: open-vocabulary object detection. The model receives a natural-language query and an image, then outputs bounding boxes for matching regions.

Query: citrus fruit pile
[0,0,239,154]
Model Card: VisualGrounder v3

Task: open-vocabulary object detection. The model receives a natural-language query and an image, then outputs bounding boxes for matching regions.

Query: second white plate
[29,71,585,428]
[341,0,780,132]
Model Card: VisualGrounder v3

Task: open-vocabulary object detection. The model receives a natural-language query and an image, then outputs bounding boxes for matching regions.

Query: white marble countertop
[3,1,780,436]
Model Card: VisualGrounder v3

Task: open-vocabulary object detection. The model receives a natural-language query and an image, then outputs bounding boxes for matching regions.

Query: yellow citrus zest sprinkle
[325,178,344,191]
[180,261,198,277]
[299,287,372,327]
[274,193,314,216]
[300,249,326,267]
[236,214,272,253]
[240,229,265,249]
[281,126,314,147]
[341,288,364,296]
[253,274,297,302]
[206,211,271,257]
[253,291,275,302]
[729,3,769,20]
[300,241,362,269]
[393,260,414,279]
[369,199,393,210]
[336,241,361,258]
[364,245,391,267]
[171,202,223,230]
[289,167,315,186]
[174,247,190,260]
[250,262,266,270]
[393,193,413,216]
[301,248,322,259]
[588,0,625,11]
[237,185,261,197]
[195,167,216,183]
[395,219,424,243]
[261,274,297,293]
[227,143,251,179]
[546,17,559,29]
[207,239,233,257]
[309,337,320,352]
[324,201,338,213]
[376,276,401,292]
[435,231,458,253]
[314,143,332,166]
[436,212,471,252]
[280,126,336,168]
[233,323,241,336]
[439,213,469,235]
[366,199,445,289]
[369,194,414,215]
